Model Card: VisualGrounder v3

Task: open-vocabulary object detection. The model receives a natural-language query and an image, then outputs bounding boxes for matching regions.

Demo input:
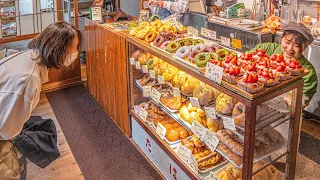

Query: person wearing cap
[248,22,318,106]
[148,0,189,20]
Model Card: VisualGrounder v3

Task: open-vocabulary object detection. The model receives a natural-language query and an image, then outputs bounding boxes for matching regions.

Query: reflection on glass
[19,0,33,15]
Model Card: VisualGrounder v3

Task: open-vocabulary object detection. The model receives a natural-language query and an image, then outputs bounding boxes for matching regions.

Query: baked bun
[163,123,173,131]
[216,93,234,115]
[181,76,200,96]
[179,105,190,121]
[171,71,187,88]
[179,129,189,139]
[187,102,197,112]
[197,108,206,117]
[193,84,214,106]
[218,171,236,180]
[166,129,180,142]
[207,118,219,132]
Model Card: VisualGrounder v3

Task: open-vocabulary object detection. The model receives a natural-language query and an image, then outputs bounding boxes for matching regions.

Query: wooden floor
[28,94,84,180]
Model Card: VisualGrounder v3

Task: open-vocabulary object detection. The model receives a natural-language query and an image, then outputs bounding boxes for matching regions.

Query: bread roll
[216,94,234,115]
[166,129,180,142]
[207,118,219,132]
[193,84,214,106]
[217,130,244,157]
[171,71,187,88]
[197,108,206,117]
[187,103,197,112]
[179,105,190,121]
[218,170,236,180]
[181,76,200,96]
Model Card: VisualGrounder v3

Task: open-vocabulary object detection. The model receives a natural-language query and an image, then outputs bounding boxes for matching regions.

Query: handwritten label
[201,27,209,37]
[187,26,198,36]
[191,121,207,141]
[130,58,135,65]
[157,75,165,84]
[142,65,148,73]
[203,131,220,152]
[168,18,176,27]
[189,97,200,108]
[223,116,236,131]
[176,145,198,173]
[140,108,148,122]
[176,21,183,31]
[172,87,181,97]
[204,107,217,119]
[150,88,161,104]
[232,38,242,49]
[135,61,141,69]
[221,36,231,47]
[143,86,152,97]
[134,105,141,116]
[205,63,224,84]
[208,30,217,39]
[149,70,156,79]
[156,123,167,140]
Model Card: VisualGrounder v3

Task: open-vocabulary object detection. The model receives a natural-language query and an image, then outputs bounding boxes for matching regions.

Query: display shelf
[130,110,200,179]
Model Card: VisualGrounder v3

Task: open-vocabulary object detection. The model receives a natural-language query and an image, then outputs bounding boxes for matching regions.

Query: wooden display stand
[126,36,304,180]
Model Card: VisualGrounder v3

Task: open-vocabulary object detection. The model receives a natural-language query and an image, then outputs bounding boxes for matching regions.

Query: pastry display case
[127,34,305,180]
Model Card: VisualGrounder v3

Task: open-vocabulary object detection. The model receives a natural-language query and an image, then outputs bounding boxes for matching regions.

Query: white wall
[120,0,140,17]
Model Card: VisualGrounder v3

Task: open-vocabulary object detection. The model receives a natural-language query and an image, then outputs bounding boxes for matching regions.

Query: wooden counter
[85,19,130,136]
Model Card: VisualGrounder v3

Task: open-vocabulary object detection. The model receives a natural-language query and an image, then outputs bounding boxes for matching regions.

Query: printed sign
[142,65,148,73]
[150,88,161,104]
[232,38,242,49]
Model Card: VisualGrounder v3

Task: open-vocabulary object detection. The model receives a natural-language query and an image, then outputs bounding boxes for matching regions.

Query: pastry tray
[150,123,191,146]
[173,55,205,71]
[150,42,172,55]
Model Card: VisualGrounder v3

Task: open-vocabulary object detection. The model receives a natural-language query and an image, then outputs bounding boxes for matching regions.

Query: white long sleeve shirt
[163,0,189,13]
[0,50,48,140]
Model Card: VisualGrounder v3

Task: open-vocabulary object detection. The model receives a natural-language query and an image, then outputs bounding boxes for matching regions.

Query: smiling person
[248,22,318,106]
[0,21,81,179]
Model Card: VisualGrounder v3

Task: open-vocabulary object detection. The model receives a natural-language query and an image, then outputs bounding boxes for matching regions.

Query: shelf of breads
[129,37,308,101]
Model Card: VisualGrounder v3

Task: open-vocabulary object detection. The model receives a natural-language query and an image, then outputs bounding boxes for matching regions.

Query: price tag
[221,36,231,47]
[172,87,181,97]
[201,27,209,37]
[90,7,102,21]
[191,121,207,141]
[135,61,141,69]
[189,97,200,108]
[133,105,141,116]
[149,70,156,79]
[156,123,167,140]
[208,30,217,39]
[187,26,198,36]
[232,38,242,49]
[168,18,176,26]
[205,63,224,84]
[204,107,217,119]
[203,131,220,152]
[142,65,148,73]
[176,21,183,31]
[187,26,193,35]
[139,108,148,122]
[143,86,152,97]
[150,88,162,104]
[130,58,135,65]
[176,145,198,173]
[157,75,165,84]
[222,116,236,131]
[205,171,219,180]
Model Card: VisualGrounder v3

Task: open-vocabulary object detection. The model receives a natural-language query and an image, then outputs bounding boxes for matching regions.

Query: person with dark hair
[0,21,81,179]
[248,22,318,106]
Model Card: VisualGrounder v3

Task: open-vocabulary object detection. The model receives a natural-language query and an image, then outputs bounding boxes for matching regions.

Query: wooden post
[242,102,257,179]
[285,85,303,180]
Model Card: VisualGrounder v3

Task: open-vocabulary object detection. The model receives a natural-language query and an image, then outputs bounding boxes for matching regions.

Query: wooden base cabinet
[85,19,130,136]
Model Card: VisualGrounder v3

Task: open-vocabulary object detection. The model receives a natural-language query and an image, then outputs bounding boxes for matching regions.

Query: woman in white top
[149,0,189,20]
[0,21,81,141]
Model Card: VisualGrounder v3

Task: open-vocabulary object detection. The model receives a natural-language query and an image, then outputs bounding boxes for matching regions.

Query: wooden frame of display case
[126,36,304,180]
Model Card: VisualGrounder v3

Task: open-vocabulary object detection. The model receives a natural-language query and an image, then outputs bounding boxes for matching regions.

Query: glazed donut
[145,32,158,43]
[192,44,206,51]
[160,41,170,50]
[201,47,214,53]
[160,30,171,37]
[153,36,165,47]
[174,38,183,42]
[188,50,201,63]
[195,53,211,67]
[178,39,187,47]
[175,46,191,58]
[216,49,230,61]
[166,42,181,53]
[174,34,185,39]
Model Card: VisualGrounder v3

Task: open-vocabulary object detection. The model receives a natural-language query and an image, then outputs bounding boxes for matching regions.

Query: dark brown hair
[28,21,82,68]
[282,30,308,49]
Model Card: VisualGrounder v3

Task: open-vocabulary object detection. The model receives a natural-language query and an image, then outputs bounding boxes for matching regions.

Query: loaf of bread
[217,144,243,166]
[217,130,244,157]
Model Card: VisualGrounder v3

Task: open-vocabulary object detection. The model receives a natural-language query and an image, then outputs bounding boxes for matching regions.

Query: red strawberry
[248,63,256,72]
[235,67,240,74]
[276,65,285,72]
[231,57,238,65]
[252,74,259,82]
[225,67,230,73]
[271,54,277,61]
[247,74,253,83]
[258,69,263,76]
[272,65,277,69]
[289,62,296,69]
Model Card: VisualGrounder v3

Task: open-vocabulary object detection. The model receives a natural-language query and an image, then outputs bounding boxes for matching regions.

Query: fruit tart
[286,59,305,76]
[239,52,253,64]
[223,66,242,84]
[209,59,224,68]
[224,53,240,68]
[241,62,257,73]
[257,57,271,69]
[272,64,291,81]
[270,54,284,66]
[258,68,280,87]
[238,73,264,93]
[252,49,268,60]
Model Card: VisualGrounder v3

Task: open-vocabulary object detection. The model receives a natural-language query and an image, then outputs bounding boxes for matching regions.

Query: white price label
[143,86,152,97]
[176,145,198,173]
[168,18,176,26]
[150,88,162,104]
[142,65,148,73]
[157,76,165,84]
[135,61,141,69]
[221,36,231,47]
[223,117,236,131]
[203,131,220,152]
[149,70,156,79]
[204,107,217,119]
[208,30,217,39]
[189,97,200,108]
[201,27,209,37]
[130,58,135,65]
[156,123,167,140]
[187,26,198,36]
[205,63,224,84]
[172,87,181,97]
[91,7,102,21]
[133,105,141,116]
[191,121,207,141]
[140,108,148,122]
[176,21,183,31]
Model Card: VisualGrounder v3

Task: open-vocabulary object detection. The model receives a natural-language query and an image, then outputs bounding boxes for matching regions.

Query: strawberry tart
[238,73,264,93]
[239,52,254,64]
[286,59,305,76]
[223,66,242,84]
[272,64,291,81]
[258,68,280,87]
[252,49,268,61]
[257,57,271,69]
[270,54,284,66]
[242,62,257,73]
[210,59,224,68]
[224,54,240,68]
